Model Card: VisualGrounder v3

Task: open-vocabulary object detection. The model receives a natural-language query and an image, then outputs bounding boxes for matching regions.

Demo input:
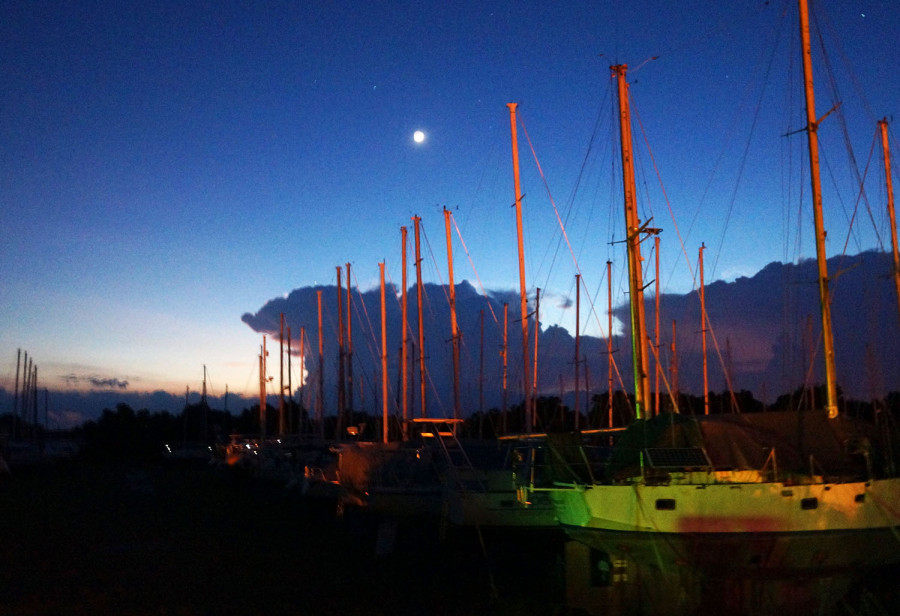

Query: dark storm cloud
[61,373,130,390]
[241,251,898,406]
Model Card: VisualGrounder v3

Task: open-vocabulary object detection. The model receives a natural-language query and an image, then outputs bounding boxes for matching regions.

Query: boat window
[801,497,818,510]
[855,494,865,503]
[655,499,676,510]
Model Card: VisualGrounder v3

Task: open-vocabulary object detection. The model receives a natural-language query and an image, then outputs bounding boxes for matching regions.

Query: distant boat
[538,2,900,614]
[306,418,558,528]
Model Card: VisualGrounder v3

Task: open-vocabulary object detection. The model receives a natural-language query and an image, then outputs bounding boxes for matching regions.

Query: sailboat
[539,2,900,614]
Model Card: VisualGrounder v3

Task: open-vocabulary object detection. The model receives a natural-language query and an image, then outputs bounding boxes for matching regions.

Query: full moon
[413,130,426,143]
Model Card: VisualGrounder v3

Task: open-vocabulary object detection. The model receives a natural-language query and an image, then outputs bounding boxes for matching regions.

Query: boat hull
[550,476,900,615]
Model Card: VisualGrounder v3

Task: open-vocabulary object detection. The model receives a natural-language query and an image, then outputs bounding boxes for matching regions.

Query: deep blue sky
[2,1,898,425]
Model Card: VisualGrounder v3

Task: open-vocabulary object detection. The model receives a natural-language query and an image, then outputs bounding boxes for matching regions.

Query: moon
[413,130,426,143]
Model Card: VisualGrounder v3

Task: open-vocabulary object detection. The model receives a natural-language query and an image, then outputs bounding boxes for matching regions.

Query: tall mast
[379,261,389,443]
[878,119,900,328]
[346,263,354,413]
[574,274,581,431]
[13,349,20,439]
[507,102,532,432]
[799,0,839,418]
[299,327,305,433]
[700,244,709,415]
[279,313,285,435]
[502,302,509,434]
[336,267,346,436]
[316,290,324,439]
[412,215,427,417]
[607,260,614,427]
[479,308,485,437]
[533,287,540,424]
[654,236,661,416]
[401,226,409,434]
[259,336,268,441]
[287,326,293,434]
[22,352,29,437]
[613,64,650,419]
[31,365,37,435]
[444,207,461,421]
[202,364,208,443]
[671,320,679,400]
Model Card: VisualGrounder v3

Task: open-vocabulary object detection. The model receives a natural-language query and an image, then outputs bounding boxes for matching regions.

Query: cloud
[557,296,574,310]
[240,251,898,407]
[60,373,130,390]
[89,377,129,389]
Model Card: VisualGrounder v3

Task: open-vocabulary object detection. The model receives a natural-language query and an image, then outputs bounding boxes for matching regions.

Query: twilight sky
[2,1,898,420]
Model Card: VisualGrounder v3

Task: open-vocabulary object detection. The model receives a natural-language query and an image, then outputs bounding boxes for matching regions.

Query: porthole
[801,497,818,510]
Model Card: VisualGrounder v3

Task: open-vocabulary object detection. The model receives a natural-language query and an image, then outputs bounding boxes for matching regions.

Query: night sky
[2,1,898,425]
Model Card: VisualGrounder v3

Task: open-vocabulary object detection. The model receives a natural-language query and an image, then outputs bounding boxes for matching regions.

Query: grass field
[0,460,566,615]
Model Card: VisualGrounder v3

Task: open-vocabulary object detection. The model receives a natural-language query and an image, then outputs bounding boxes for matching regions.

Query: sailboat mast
[259,336,268,441]
[878,119,900,328]
[507,102,532,431]
[799,0,839,418]
[479,308,485,436]
[336,267,346,436]
[502,302,509,434]
[412,216,427,418]
[533,287,540,421]
[286,326,292,433]
[379,261,389,443]
[654,236,661,416]
[13,349,20,440]
[612,64,651,419]
[316,290,324,438]
[607,260,614,427]
[444,207,461,421]
[346,263,354,414]
[700,243,709,415]
[401,226,409,433]
[279,313,285,435]
[299,327,305,433]
[202,364,208,444]
[671,319,678,399]
[575,274,581,431]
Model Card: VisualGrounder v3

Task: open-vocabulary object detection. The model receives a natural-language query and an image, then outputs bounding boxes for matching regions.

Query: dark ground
[0,460,567,615]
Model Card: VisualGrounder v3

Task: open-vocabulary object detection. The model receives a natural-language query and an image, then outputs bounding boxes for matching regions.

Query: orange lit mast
[316,290,324,438]
[607,261,614,427]
[336,266,346,436]
[412,215,427,417]
[507,102,532,431]
[799,0,838,418]
[379,261,389,443]
[259,335,269,441]
[401,226,409,435]
[700,243,709,415]
[612,64,650,419]
[444,207,461,420]
[878,119,900,329]
[279,313,285,435]
[502,302,509,434]
[346,263,354,414]
[574,274,581,430]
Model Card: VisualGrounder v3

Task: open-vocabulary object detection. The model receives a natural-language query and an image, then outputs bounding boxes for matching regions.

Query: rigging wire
[450,213,501,327]
[518,114,609,342]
